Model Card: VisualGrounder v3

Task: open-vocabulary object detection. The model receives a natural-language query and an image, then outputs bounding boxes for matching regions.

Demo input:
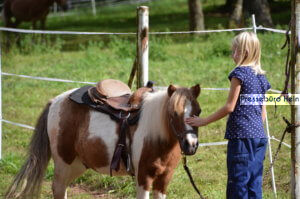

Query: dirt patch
[68,185,118,199]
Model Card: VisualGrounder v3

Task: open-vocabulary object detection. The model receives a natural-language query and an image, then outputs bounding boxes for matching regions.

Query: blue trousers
[226,138,268,199]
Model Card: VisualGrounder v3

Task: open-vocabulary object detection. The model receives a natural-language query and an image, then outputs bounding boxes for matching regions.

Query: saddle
[69,79,154,176]
[88,79,140,112]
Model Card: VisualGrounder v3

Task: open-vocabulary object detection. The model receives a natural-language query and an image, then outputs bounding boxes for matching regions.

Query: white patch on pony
[88,111,128,175]
[131,90,168,174]
[137,186,150,199]
[184,100,193,131]
[52,157,86,199]
[153,191,166,199]
[186,133,198,146]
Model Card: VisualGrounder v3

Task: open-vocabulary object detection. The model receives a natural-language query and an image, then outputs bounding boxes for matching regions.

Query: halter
[169,117,198,141]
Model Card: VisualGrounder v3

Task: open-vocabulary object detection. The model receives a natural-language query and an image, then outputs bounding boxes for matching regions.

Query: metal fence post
[252,14,257,34]
[136,6,149,88]
[265,111,277,198]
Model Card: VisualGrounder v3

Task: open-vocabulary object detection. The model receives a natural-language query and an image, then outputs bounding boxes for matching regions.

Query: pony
[2,0,68,29]
[5,84,201,199]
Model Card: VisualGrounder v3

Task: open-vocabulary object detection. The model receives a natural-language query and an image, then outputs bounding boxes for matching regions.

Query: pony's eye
[196,109,201,116]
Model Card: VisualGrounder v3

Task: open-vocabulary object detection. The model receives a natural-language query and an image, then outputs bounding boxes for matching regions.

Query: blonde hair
[232,32,265,75]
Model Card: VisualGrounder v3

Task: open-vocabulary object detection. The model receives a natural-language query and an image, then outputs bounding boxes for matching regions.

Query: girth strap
[110,114,130,176]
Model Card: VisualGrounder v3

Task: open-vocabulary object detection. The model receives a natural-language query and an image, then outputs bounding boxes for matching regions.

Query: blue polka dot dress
[225,66,271,139]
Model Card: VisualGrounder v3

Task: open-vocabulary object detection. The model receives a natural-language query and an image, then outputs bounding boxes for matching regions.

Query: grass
[0,0,292,198]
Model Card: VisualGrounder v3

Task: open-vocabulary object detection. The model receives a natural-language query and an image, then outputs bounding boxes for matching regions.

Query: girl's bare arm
[262,104,267,122]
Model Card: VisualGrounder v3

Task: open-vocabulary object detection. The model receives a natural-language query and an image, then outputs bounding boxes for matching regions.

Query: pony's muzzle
[182,133,198,155]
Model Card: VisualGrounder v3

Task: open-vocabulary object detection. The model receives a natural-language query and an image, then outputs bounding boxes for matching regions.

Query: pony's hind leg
[52,157,86,199]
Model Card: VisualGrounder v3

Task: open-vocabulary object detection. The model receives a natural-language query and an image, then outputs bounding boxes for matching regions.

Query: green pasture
[0,0,292,198]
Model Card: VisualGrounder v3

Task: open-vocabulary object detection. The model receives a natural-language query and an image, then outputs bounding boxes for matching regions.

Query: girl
[185,32,271,199]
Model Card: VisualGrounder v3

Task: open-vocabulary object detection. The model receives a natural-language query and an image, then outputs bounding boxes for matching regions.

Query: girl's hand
[185,116,208,127]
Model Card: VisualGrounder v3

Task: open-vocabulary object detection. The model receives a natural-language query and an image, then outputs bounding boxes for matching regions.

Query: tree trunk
[225,0,236,12]
[243,0,273,27]
[229,0,243,28]
[188,0,205,31]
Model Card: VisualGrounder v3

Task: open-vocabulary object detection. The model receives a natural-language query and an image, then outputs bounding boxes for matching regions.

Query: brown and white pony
[5,84,201,199]
[2,0,68,29]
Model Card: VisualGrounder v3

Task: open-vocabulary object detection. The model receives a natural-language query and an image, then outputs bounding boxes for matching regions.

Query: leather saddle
[69,79,154,176]
[88,79,139,112]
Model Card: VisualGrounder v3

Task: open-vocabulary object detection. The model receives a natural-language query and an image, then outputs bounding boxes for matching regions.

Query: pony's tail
[5,102,52,199]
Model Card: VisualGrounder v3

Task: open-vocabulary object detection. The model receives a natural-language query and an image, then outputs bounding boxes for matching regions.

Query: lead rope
[182,155,205,199]
[263,117,300,184]
[274,23,291,116]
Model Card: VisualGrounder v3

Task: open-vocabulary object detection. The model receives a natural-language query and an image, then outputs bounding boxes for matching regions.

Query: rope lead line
[182,156,205,199]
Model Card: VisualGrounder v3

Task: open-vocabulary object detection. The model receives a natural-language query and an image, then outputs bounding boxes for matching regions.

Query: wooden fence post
[136,6,149,88]
[91,0,97,16]
[292,0,300,198]
[251,14,257,34]
[0,38,2,160]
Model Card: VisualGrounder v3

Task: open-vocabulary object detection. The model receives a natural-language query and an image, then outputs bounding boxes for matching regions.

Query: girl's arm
[185,78,241,127]
[262,104,267,122]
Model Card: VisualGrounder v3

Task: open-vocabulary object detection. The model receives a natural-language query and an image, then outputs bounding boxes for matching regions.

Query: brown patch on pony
[75,133,109,169]
[57,98,90,165]
[137,139,181,191]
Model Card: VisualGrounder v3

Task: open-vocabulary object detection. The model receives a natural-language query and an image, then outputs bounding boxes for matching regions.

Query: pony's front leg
[152,170,175,199]
[136,175,153,199]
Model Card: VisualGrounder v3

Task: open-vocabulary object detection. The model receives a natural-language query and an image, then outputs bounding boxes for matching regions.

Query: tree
[227,0,273,28]
[229,0,243,28]
[188,0,205,31]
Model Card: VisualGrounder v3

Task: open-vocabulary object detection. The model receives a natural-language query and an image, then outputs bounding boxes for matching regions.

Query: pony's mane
[138,90,169,141]
[138,88,192,141]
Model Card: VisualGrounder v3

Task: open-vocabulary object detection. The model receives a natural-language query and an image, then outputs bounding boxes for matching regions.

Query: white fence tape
[198,141,228,147]
[0,26,288,35]
[2,72,97,85]
[2,119,35,130]
[0,27,136,35]
[270,136,291,148]
[257,26,290,34]
[149,28,253,35]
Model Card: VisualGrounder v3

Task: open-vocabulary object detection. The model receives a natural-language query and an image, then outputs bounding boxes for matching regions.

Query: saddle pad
[69,85,93,105]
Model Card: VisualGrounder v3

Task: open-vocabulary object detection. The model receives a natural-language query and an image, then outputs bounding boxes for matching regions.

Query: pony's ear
[190,84,201,98]
[168,85,176,97]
